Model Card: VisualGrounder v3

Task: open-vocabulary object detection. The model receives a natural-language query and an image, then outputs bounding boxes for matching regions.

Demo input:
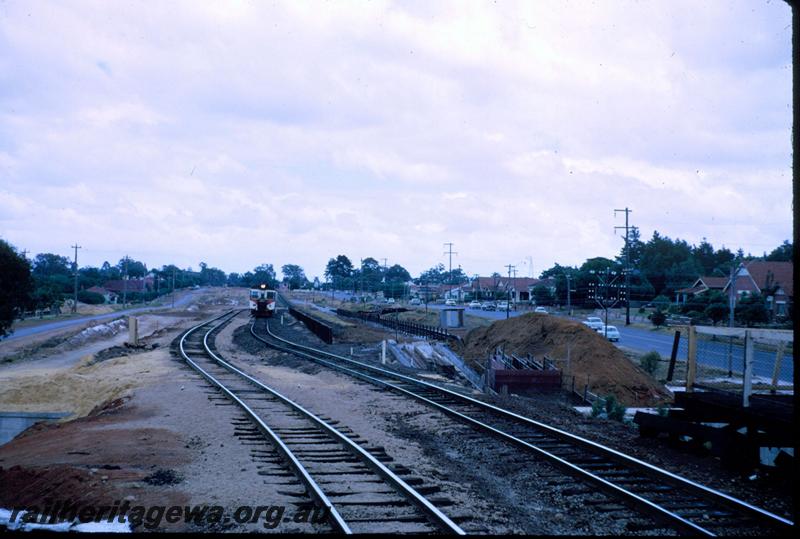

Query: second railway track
[178,310,466,534]
[251,304,793,536]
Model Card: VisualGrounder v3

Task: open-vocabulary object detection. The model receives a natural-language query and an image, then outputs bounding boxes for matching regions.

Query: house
[675,276,729,304]
[468,276,547,303]
[103,276,155,294]
[86,286,118,304]
[725,261,793,318]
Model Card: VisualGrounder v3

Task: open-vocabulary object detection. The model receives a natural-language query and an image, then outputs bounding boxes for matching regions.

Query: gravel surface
[234,309,795,533]
[2,291,791,535]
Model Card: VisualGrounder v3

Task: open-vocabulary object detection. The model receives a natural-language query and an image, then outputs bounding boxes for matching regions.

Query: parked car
[468,300,482,309]
[496,301,510,311]
[386,298,395,304]
[598,325,621,342]
[534,306,548,314]
[444,298,457,306]
[584,316,604,330]
[409,297,421,305]
[481,302,496,311]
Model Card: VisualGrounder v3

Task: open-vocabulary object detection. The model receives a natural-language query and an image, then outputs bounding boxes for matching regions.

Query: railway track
[251,310,794,536]
[178,310,466,534]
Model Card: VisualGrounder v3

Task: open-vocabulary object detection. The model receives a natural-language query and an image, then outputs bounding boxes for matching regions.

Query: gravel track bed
[226,310,794,533]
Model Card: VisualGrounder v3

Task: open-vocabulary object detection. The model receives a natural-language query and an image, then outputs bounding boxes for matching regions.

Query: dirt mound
[455,313,670,407]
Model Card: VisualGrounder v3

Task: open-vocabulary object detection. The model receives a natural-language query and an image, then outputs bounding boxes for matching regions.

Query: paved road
[0,290,200,344]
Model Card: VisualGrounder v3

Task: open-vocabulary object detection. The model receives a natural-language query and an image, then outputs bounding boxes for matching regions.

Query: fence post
[770,341,787,393]
[381,340,387,364]
[666,330,681,382]
[743,330,754,408]
[686,325,697,393]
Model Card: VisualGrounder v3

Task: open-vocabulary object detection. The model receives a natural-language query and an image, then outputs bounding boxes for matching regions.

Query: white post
[686,325,697,393]
[742,330,754,407]
[381,340,387,364]
[770,341,787,392]
[280,314,284,325]
[128,316,138,346]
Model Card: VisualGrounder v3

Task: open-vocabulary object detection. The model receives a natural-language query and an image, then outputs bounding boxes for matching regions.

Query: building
[468,276,548,303]
[725,261,793,318]
[675,276,729,304]
[102,276,155,294]
[85,286,118,304]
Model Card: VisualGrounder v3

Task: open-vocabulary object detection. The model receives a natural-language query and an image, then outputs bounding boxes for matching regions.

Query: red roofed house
[468,276,548,303]
[102,276,155,294]
[725,261,793,318]
[675,275,730,304]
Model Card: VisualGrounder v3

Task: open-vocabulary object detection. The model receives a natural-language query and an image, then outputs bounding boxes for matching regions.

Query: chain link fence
[669,326,793,399]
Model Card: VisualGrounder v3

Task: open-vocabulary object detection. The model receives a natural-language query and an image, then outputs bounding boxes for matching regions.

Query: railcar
[249,284,277,318]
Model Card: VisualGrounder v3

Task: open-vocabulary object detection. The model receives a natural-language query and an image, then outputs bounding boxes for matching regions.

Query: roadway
[0,290,200,344]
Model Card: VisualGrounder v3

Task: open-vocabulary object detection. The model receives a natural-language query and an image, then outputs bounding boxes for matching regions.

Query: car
[584,316,604,330]
[444,299,457,306]
[496,301,510,311]
[534,306,548,314]
[409,298,421,305]
[386,298,395,304]
[598,325,621,341]
[481,302,496,311]
[468,300,482,309]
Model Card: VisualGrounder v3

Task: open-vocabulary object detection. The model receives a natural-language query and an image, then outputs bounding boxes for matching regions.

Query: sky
[0,1,793,281]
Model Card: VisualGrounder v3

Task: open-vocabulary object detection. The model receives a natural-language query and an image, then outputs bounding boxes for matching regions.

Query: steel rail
[179,311,350,534]
[184,310,465,535]
[254,316,794,535]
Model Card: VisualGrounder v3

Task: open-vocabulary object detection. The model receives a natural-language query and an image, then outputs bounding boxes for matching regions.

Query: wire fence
[669,326,793,398]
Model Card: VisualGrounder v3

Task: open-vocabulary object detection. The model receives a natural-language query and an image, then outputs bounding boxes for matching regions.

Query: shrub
[640,351,661,375]
[590,399,604,417]
[604,394,618,415]
[650,310,667,327]
[77,290,105,305]
[608,401,627,422]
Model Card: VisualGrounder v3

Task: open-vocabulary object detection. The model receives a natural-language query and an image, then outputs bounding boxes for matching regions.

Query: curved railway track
[251,308,793,536]
[178,310,466,535]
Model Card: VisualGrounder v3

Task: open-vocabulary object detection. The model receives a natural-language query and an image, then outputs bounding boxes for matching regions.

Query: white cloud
[0,0,791,277]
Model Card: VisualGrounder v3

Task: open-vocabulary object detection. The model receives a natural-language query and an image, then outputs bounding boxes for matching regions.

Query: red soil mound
[456,313,671,407]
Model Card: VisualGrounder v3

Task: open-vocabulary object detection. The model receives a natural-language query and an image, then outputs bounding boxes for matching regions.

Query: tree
[325,255,354,290]
[765,240,792,262]
[532,285,554,306]
[198,262,227,286]
[704,302,729,326]
[650,310,667,327]
[735,293,769,327]
[0,240,33,337]
[250,264,278,289]
[117,257,147,278]
[282,264,308,290]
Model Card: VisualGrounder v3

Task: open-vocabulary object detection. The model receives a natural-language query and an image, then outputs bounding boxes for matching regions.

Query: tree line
[0,240,321,337]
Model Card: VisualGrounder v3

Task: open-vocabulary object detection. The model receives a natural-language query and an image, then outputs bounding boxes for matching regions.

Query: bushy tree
[650,309,667,327]
[735,293,769,327]
[282,264,308,290]
[0,240,33,336]
[77,290,105,305]
[765,240,792,262]
[250,264,278,289]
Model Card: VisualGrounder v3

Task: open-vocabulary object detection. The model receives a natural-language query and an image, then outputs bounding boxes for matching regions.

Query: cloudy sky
[0,1,792,280]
